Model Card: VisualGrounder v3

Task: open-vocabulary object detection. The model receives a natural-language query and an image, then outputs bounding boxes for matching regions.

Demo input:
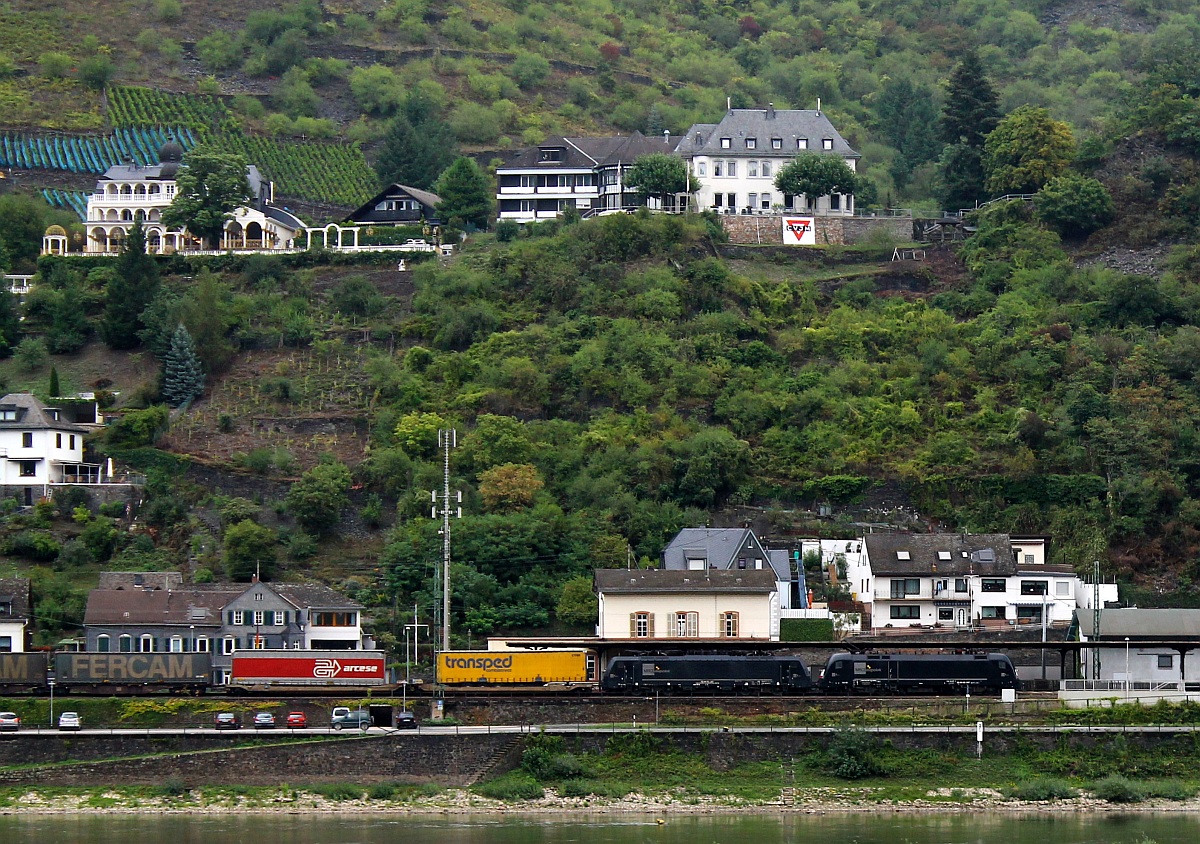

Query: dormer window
[538,147,564,162]
[0,409,15,421]
[822,138,834,150]
[896,550,911,560]
[798,138,808,149]
[720,137,731,149]
[772,138,782,149]
[745,138,756,149]
[937,551,951,561]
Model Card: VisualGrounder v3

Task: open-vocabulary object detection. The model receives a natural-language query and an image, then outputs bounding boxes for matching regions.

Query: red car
[286,711,307,729]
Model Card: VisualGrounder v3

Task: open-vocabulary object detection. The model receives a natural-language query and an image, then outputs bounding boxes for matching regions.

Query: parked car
[0,712,19,732]
[401,239,436,252]
[57,711,82,731]
[395,710,417,730]
[286,711,307,729]
[252,712,276,729]
[330,708,372,730]
[214,712,241,730]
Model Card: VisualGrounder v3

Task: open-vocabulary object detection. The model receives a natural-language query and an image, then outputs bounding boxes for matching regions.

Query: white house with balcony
[84,138,305,255]
[846,533,1116,632]
[594,568,780,640]
[495,132,676,222]
[0,392,112,505]
[674,104,859,215]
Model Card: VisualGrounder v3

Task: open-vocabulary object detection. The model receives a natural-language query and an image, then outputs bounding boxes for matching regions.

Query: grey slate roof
[864,533,1014,577]
[344,183,442,222]
[661,527,790,581]
[499,132,675,170]
[85,574,361,625]
[595,568,778,594]
[0,578,31,619]
[1078,608,1200,639]
[0,393,92,433]
[674,107,859,159]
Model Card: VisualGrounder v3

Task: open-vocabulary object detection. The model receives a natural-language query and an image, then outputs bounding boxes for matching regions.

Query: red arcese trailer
[229,650,389,688]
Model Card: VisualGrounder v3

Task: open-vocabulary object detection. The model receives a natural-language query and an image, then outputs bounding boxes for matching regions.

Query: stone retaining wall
[720,214,912,246]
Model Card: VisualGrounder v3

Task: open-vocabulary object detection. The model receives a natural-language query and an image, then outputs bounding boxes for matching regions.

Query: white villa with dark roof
[0,392,109,504]
[674,105,860,215]
[84,138,305,255]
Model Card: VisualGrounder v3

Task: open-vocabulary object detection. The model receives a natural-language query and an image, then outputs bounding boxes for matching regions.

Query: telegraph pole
[431,428,460,654]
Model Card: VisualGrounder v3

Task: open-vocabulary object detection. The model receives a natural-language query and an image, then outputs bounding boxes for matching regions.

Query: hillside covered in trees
[4,0,1200,211]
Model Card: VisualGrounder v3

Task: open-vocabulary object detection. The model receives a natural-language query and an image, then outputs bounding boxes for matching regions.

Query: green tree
[101,221,161,350]
[48,365,59,397]
[161,323,205,407]
[46,282,89,354]
[875,78,940,188]
[161,147,252,249]
[375,115,459,190]
[510,52,551,89]
[623,153,690,210]
[939,49,1000,148]
[77,54,115,90]
[393,411,446,459]
[1034,173,1115,237]
[178,270,237,374]
[0,194,52,268]
[938,142,986,212]
[774,152,860,201]
[286,459,352,535]
[0,289,21,357]
[983,106,1075,196]
[435,157,493,230]
[555,575,597,627]
[223,518,278,581]
[479,463,544,512]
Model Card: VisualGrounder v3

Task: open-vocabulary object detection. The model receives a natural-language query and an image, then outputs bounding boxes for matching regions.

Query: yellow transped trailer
[437,650,592,685]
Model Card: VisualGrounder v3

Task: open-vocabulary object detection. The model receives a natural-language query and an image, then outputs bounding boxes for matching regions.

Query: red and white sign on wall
[781,216,816,245]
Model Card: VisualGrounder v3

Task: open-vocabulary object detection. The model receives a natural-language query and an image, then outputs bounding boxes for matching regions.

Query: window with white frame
[97,634,110,653]
[273,610,285,625]
[675,611,699,637]
[196,637,210,653]
[955,578,968,592]
[170,636,183,652]
[762,161,772,177]
[631,611,653,637]
[119,634,132,653]
[890,578,920,598]
[748,193,757,209]
[714,161,723,177]
[745,138,756,149]
[697,162,707,177]
[222,637,236,654]
[798,138,808,149]
[748,161,758,177]
[720,137,731,148]
[1055,581,1071,597]
[891,606,920,619]
[822,138,833,150]
[760,193,772,208]
[254,593,264,602]
[233,610,245,625]
[253,610,265,626]
[721,612,739,637]
[771,138,782,149]
[139,634,154,652]
[728,161,737,177]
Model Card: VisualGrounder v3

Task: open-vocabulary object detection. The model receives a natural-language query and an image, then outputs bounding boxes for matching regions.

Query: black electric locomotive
[818,651,1018,695]
[602,654,814,694]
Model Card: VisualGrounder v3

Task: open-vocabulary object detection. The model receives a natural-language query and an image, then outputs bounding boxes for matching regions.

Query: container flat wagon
[602,655,814,694]
[438,650,593,685]
[0,653,48,693]
[818,652,1018,694]
[54,652,212,693]
[229,650,389,690]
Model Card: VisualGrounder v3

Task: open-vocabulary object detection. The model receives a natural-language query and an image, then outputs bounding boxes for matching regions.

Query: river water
[3,813,1199,844]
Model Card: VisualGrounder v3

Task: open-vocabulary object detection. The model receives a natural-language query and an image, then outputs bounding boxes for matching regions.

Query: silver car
[58,711,82,731]
[0,712,18,732]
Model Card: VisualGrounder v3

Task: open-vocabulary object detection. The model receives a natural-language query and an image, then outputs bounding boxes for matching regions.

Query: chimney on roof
[767,103,775,120]
[663,129,670,144]
[816,97,821,115]
[727,96,732,112]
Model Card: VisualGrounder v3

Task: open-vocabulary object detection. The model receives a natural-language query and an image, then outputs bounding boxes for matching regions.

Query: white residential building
[0,392,109,504]
[84,138,305,255]
[674,105,859,215]
[594,569,780,640]
[0,579,31,652]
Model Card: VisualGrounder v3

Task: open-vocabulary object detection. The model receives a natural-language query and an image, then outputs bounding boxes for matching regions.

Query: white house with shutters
[674,105,860,215]
[594,568,779,640]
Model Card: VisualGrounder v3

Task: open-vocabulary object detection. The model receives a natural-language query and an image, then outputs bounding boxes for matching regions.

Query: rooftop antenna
[816,97,822,114]
[727,96,732,111]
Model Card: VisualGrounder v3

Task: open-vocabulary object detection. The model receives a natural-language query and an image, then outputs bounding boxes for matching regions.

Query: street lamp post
[1125,637,1131,697]
[189,624,195,653]
[48,678,55,728]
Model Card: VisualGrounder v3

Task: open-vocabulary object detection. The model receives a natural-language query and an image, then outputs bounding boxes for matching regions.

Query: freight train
[0,648,1019,697]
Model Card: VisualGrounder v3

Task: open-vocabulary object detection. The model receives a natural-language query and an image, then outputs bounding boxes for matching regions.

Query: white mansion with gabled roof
[674,105,860,215]
[84,138,305,255]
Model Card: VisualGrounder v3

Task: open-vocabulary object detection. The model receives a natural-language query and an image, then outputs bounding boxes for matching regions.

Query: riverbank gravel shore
[5,786,1200,815]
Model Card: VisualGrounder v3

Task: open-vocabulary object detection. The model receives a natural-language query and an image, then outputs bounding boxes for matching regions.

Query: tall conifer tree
[101,221,161,350]
[162,323,205,407]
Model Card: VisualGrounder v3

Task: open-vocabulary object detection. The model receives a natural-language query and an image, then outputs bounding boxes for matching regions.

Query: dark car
[330,708,371,730]
[214,712,241,730]
[395,710,417,730]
